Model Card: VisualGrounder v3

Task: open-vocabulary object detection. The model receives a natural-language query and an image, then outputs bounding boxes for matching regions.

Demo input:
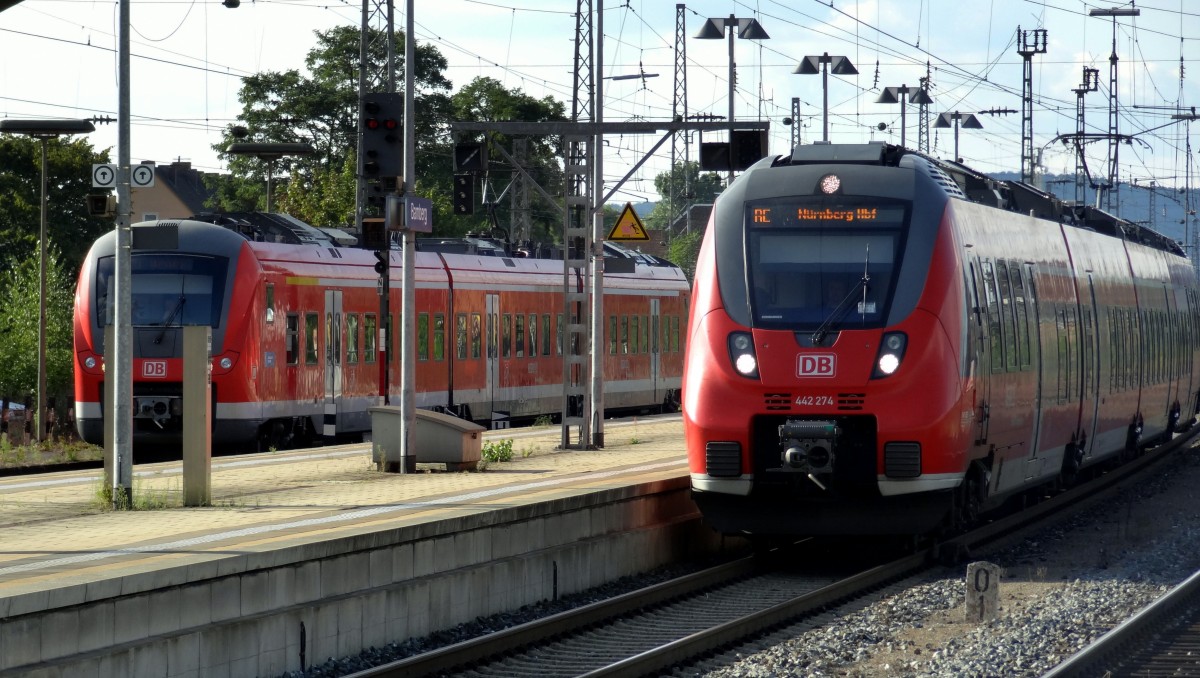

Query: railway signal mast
[1016,26,1048,186]
[1090,5,1141,213]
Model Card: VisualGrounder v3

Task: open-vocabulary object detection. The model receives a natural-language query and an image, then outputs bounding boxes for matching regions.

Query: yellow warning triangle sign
[607,202,650,241]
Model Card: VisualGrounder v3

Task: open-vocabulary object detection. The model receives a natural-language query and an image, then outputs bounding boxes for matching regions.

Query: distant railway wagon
[683,142,1200,537]
[74,217,689,449]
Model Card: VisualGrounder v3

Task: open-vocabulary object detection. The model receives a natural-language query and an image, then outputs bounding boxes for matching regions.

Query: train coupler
[778,419,839,480]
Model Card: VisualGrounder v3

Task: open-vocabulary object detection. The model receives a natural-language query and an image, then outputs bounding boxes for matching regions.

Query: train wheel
[1059,443,1084,489]
[953,470,983,532]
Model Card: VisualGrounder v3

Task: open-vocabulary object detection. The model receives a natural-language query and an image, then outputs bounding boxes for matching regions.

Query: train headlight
[871,331,907,379]
[220,357,233,370]
[727,331,759,379]
[84,356,97,370]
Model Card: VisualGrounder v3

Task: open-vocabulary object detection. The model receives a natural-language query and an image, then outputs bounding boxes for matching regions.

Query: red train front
[684,143,974,535]
[685,142,1200,538]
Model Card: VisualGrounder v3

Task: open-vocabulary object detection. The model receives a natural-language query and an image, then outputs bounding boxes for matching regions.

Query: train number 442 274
[795,395,835,407]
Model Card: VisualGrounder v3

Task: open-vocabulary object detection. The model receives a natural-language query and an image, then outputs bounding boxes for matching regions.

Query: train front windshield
[95,254,228,327]
[746,199,908,329]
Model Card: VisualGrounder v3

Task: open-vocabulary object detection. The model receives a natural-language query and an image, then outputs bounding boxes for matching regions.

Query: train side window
[305,312,319,365]
[995,261,1017,371]
[1081,308,1094,394]
[630,316,639,354]
[671,315,680,352]
[642,314,650,353]
[557,313,564,355]
[433,313,445,361]
[472,313,482,359]
[515,314,525,358]
[418,313,429,361]
[487,312,496,359]
[609,316,617,354]
[457,313,468,360]
[1010,264,1032,370]
[265,283,275,323]
[286,314,299,365]
[502,314,512,358]
[542,315,551,356]
[980,261,1004,373]
[1055,307,1067,402]
[527,314,537,358]
[364,314,377,363]
[1109,308,1120,392]
[621,316,630,354]
[347,314,359,364]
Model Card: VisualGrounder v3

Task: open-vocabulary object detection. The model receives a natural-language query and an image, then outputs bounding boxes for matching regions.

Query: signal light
[361,92,403,178]
[453,173,474,215]
[373,250,389,275]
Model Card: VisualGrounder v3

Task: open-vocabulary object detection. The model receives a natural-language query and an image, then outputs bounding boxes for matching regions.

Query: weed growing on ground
[533,414,553,427]
[481,438,514,462]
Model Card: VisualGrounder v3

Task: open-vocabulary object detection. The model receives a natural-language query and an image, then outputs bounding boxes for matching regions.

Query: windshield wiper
[811,245,871,346]
[154,296,185,345]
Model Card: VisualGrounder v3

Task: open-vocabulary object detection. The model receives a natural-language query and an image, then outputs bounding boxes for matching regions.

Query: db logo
[797,354,836,377]
[142,361,168,378]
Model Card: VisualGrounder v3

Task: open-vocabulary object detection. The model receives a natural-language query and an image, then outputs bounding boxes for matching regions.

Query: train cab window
[97,253,229,328]
[542,315,551,356]
[433,314,445,361]
[609,316,617,354]
[515,315,525,358]
[347,314,360,364]
[265,284,275,323]
[530,312,540,355]
[418,313,429,361]
[502,314,512,358]
[363,315,377,363]
[456,314,468,360]
[472,314,482,359]
[286,314,299,365]
[305,312,319,365]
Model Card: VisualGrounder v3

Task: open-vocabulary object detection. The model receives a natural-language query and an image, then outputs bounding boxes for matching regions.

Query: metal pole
[953,117,960,161]
[590,0,605,448]
[113,0,133,506]
[36,138,47,443]
[821,56,829,142]
[265,157,274,213]
[398,0,416,472]
[726,14,735,184]
[899,90,907,148]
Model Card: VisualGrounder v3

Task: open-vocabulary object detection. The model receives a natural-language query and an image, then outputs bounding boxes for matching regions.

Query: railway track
[1043,566,1200,677]
[343,428,1198,678]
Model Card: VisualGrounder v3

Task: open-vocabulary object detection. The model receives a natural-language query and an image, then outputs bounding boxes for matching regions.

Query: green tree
[642,161,724,231]
[667,229,704,282]
[209,25,453,218]
[0,247,75,413]
[275,155,358,228]
[0,135,112,275]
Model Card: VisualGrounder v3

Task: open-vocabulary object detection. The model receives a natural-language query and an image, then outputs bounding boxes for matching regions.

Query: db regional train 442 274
[74,215,689,449]
[684,142,1200,537]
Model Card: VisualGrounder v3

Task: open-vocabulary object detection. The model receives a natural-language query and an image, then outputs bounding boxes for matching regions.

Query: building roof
[151,161,216,214]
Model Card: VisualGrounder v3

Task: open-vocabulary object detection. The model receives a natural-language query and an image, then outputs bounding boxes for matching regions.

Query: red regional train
[684,142,1200,537]
[73,215,689,449]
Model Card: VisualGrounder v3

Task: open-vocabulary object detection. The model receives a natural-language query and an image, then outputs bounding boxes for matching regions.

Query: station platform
[0,415,722,678]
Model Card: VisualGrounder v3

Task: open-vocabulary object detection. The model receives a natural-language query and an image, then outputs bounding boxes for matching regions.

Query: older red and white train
[684,142,1200,537]
[73,216,688,449]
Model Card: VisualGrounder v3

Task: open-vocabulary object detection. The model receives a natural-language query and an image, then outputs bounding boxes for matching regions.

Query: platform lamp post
[0,118,95,443]
[695,14,769,181]
[226,142,315,213]
[875,85,933,149]
[934,112,983,162]
[794,53,857,142]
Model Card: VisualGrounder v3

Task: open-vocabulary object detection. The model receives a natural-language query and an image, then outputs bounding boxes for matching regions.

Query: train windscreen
[95,254,229,328]
[745,199,909,329]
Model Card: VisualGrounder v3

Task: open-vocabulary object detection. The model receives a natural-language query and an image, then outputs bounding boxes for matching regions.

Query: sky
[1,0,1197,208]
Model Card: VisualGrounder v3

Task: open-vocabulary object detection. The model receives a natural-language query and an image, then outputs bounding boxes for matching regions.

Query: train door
[968,258,992,446]
[1162,284,1179,432]
[485,294,500,422]
[323,290,343,440]
[1019,263,1044,476]
[650,299,662,403]
[1080,275,1102,459]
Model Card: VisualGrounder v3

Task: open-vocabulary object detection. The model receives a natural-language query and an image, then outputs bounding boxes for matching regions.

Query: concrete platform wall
[0,478,729,677]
